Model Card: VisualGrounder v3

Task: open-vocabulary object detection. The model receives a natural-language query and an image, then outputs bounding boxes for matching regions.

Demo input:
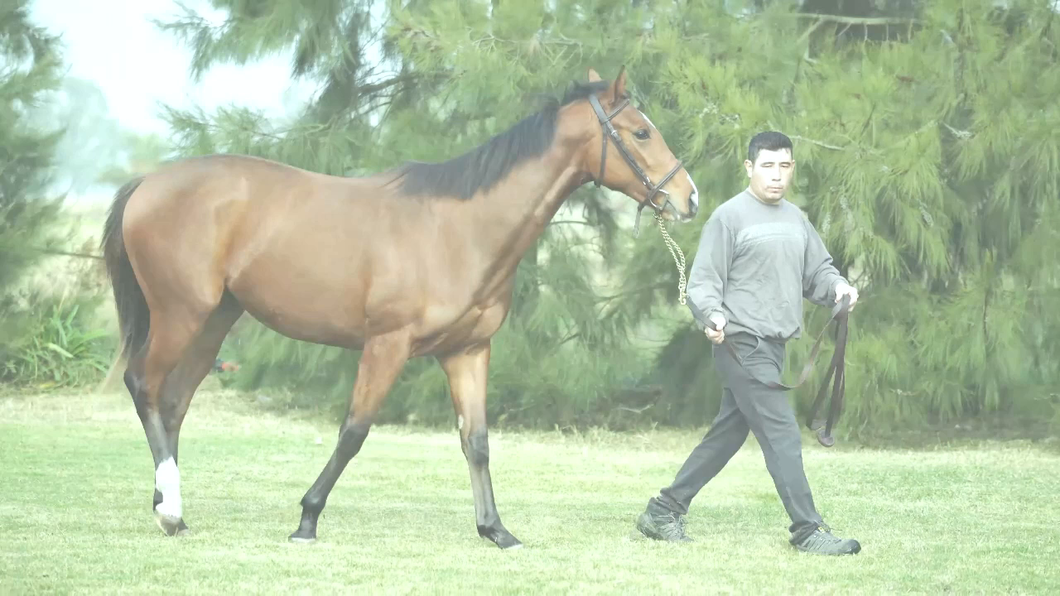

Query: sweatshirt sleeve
[802,217,847,307]
[686,215,732,328]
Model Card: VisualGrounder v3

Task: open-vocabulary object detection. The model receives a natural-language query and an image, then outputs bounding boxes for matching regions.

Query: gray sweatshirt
[686,189,848,341]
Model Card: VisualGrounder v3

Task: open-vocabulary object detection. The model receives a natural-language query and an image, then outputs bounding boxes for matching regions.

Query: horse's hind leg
[124,352,178,529]
[126,310,202,535]
[438,342,521,549]
[289,331,411,543]
[152,295,244,533]
[126,299,235,536]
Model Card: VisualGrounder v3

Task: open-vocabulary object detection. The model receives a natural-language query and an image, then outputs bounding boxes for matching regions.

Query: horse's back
[117,152,504,351]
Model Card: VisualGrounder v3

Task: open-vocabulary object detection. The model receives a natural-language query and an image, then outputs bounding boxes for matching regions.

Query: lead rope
[653,211,688,306]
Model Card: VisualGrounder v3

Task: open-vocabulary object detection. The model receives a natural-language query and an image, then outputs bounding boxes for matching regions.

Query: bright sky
[30,0,315,136]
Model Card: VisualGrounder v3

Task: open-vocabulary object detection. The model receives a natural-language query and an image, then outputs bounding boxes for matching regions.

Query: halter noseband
[588,94,683,235]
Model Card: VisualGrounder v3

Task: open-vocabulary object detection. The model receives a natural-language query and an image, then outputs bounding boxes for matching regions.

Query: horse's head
[582,66,698,223]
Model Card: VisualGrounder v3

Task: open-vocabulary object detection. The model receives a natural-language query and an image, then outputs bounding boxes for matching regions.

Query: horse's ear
[587,68,602,82]
[612,65,628,101]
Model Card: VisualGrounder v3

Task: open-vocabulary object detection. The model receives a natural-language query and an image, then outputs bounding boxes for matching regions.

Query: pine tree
[0,0,81,378]
[640,0,1060,435]
[155,0,1060,435]
[155,0,679,428]
[0,0,64,292]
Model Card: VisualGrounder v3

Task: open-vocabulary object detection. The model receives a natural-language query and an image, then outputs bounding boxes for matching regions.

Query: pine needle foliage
[0,0,64,292]
[162,0,1060,436]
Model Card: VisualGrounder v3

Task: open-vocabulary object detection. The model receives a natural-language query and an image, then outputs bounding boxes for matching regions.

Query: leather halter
[707,294,852,447]
[588,94,683,234]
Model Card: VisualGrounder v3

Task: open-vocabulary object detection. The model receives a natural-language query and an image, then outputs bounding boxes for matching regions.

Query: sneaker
[791,524,861,555]
[636,508,693,542]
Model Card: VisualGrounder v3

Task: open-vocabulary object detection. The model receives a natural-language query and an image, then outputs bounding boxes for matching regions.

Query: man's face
[744,148,794,203]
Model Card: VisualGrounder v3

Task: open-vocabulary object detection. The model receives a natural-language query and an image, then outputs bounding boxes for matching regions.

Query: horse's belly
[226,255,371,348]
[238,293,368,349]
[410,300,510,357]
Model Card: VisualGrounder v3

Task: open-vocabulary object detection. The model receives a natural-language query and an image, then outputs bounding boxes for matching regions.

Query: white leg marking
[457,415,465,431]
[155,457,182,519]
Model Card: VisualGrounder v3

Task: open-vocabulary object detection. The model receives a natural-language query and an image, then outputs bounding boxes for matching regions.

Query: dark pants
[650,332,824,535]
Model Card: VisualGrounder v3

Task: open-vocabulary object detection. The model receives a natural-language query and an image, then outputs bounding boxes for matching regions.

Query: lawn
[1,388,1057,594]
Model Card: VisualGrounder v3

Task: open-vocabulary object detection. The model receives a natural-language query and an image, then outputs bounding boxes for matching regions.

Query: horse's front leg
[438,341,522,549]
[289,331,411,543]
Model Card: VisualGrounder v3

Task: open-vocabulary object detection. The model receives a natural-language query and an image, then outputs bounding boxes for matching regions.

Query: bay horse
[100,67,699,549]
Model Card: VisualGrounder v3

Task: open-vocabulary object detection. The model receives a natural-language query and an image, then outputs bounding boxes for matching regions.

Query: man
[635,131,861,555]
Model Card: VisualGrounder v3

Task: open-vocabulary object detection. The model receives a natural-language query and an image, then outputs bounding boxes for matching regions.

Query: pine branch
[471,33,585,48]
[797,17,830,43]
[596,283,669,304]
[942,122,973,140]
[352,72,419,97]
[793,14,920,27]
[12,246,103,260]
[789,134,845,151]
[1043,3,1056,40]
[557,332,580,347]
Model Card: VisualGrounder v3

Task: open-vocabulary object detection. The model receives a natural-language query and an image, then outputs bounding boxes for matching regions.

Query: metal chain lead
[653,211,687,305]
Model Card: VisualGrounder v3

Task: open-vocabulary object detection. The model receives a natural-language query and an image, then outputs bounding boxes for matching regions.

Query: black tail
[101,177,149,361]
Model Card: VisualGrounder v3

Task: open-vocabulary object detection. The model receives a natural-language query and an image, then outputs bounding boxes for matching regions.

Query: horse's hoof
[816,428,836,448]
[289,531,317,544]
[482,526,523,550]
[175,520,191,537]
[155,511,188,537]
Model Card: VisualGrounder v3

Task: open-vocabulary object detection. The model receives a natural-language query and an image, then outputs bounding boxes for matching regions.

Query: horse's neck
[453,137,590,295]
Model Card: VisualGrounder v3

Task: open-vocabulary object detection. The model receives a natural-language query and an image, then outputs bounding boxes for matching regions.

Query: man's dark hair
[747,131,794,164]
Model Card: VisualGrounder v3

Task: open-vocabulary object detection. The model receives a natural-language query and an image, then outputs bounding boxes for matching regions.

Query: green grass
[1,388,1058,595]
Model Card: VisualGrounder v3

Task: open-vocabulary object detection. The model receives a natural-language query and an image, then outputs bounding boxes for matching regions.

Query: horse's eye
[634,129,650,141]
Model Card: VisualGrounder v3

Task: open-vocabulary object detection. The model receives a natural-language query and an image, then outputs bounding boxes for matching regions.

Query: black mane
[391,79,611,200]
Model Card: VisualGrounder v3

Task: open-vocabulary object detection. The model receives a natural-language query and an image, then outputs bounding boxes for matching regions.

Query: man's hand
[834,281,859,312]
[704,313,726,344]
